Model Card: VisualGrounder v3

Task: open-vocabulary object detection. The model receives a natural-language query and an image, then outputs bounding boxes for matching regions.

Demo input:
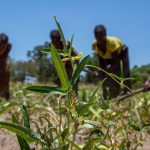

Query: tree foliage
[131,64,150,89]
[27,42,57,83]
[10,59,36,83]
[10,42,57,83]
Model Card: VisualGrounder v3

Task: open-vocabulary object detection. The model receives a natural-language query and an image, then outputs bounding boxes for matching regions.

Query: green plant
[0,17,107,150]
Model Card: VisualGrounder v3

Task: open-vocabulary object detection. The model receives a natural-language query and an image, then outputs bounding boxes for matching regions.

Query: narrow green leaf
[114,126,123,135]
[41,48,69,56]
[130,124,141,131]
[57,133,64,147]
[134,143,143,150]
[26,86,67,95]
[84,120,100,126]
[12,114,31,150]
[89,79,105,103]
[51,44,70,89]
[82,139,98,150]
[76,102,95,116]
[54,16,66,50]
[95,145,109,150]
[67,139,81,150]
[61,128,69,140]
[53,144,69,150]
[31,121,42,135]
[39,116,53,128]
[85,64,121,85]
[70,55,89,85]
[20,105,30,128]
[0,102,18,115]
[0,121,45,144]
[89,108,101,119]
[90,128,104,138]
[43,127,57,138]
[142,123,150,129]
[39,116,54,141]
[68,34,74,57]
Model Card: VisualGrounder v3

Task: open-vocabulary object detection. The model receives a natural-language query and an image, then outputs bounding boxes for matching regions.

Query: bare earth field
[0,83,150,149]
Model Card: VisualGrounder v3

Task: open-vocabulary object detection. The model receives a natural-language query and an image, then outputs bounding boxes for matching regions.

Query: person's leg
[102,77,120,100]
[121,48,131,92]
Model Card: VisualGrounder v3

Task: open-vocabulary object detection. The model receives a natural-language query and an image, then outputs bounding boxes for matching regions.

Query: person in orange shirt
[92,25,131,99]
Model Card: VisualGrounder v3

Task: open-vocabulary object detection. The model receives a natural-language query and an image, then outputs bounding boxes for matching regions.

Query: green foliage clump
[131,64,150,89]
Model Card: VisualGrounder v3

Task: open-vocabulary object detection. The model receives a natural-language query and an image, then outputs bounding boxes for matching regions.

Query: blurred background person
[0,33,11,100]
[50,29,79,94]
[92,25,131,100]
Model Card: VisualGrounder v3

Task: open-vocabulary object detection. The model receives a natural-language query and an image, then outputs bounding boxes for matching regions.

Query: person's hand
[106,64,111,69]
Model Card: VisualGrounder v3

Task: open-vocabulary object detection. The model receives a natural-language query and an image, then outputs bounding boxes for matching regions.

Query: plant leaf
[0,102,18,115]
[0,121,45,144]
[41,48,69,56]
[20,105,30,128]
[89,107,101,119]
[53,144,69,150]
[90,128,104,138]
[89,80,105,103]
[76,102,95,116]
[61,128,69,141]
[130,124,141,131]
[54,16,66,50]
[67,139,81,150]
[95,145,110,150]
[12,114,31,150]
[70,55,89,85]
[84,120,100,126]
[26,86,67,95]
[82,138,98,150]
[50,44,70,89]
[68,34,74,57]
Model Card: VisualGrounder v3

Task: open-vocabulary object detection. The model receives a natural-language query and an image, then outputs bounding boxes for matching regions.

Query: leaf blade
[41,48,69,56]
[0,121,45,144]
[20,105,30,128]
[0,102,18,115]
[50,44,70,89]
[12,114,31,150]
[54,16,66,50]
[70,55,89,85]
[26,86,67,95]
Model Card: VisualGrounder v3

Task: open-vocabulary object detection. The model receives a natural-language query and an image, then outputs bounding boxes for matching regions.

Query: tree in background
[131,64,150,89]
[27,42,57,83]
[10,40,150,88]
[10,59,36,83]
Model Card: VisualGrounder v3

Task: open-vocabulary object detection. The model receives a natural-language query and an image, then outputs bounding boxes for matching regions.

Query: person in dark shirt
[50,29,79,93]
[0,33,11,100]
[92,25,131,99]
[144,77,150,91]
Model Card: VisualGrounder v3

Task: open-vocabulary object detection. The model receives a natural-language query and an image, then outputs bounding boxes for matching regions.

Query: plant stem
[58,95,62,132]
[71,119,78,150]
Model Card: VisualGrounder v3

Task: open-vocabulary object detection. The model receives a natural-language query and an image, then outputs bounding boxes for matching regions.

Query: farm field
[1,1,150,150]
[0,82,150,150]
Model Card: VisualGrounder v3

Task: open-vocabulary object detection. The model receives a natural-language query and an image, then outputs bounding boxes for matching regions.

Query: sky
[0,0,150,68]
